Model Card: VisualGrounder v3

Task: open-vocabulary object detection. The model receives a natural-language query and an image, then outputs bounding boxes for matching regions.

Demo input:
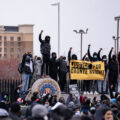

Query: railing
[0,79,22,103]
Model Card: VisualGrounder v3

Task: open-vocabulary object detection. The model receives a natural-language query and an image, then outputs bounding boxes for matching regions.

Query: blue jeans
[103,74,107,92]
[98,74,107,93]
[90,80,98,92]
[21,73,30,92]
[118,74,120,92]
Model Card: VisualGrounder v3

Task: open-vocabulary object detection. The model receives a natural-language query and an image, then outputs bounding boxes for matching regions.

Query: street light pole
[73,29,88,60]
[115,16,120,53]
[51,2,60,57]
[73,29,88,92]
[81,33,83,60]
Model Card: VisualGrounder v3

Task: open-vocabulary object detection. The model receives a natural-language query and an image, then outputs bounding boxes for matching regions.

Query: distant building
[0,24,34,59]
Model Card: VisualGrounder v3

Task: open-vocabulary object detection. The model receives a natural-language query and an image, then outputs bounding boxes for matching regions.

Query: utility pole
[115,16,120,54]
[51,2,60,57]
[73,29,88,92]
[73,29,88,60]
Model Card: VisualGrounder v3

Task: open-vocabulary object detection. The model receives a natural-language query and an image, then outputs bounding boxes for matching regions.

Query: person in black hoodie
[39,30,51,76]
[58,56,67,92]
[49,52,59,81]
[108,47,118,98]
[68,47,77,84]
[82,53,90,94]
[97,48,108,94]
[87,44,99,94]
[118,52,120,92]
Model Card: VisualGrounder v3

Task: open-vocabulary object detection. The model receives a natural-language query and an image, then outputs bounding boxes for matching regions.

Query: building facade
[0,24,34,59]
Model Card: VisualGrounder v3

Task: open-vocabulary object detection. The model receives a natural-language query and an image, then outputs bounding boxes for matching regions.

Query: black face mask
[45,39,49,43]
[52,56,56,59]
[45,36,50,43]
[112,55,116,61]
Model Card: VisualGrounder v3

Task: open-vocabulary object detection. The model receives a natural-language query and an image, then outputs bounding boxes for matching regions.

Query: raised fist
[111,47,114,50]
[70,47,72,51]
[40,30,43,34]
[88,44,91,48]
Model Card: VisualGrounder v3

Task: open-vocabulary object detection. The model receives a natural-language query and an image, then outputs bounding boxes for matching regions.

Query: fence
[0,58,22,103]
[0,79,22,103]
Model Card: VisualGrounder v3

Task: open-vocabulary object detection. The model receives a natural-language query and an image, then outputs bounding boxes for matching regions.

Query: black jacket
[21,53,34,74]
[49,57,59,75]
[58,58,67,73]
[39,34,51,57]
[108,49,118,75]
[97,50,108,74]
[68,50,77,62]
[88,47,98,62]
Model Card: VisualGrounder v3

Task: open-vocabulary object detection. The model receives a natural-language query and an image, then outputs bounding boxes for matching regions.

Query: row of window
[0,54,20,58]
[0,42,21,47]
[0,36,21,41]
[0,48,21,52]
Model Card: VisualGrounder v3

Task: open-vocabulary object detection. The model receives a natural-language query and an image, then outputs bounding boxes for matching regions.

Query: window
[10,42,14,46]
[4,42,7,46]
[0,36,1,40]
[17,48,21,52]
[10,37,14,41]
[10,54,13,58]
[17,54,20,58]
[4,36,7,41]
[17,42,21,46]
[0,48,1,52]
[4,48,7,52]
[17,37,21,42]
[0,42,2,46]
[10,48,14,52]
[4,54,7,58]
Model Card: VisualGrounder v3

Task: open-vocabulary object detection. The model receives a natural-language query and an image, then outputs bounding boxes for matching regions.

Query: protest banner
[70,60,105,80]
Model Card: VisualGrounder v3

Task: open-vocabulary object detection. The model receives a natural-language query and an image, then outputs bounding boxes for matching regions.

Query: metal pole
[115,39,117,54]
[81,33,83,60]
[58,3,60,57]
[51,3,60,57]
[117,20,120,53]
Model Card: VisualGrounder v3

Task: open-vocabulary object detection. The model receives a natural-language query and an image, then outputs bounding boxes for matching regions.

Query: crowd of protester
[1,91,120,120]
[1,30,120,119]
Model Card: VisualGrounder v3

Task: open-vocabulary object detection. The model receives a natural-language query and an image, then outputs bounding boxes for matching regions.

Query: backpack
[18,63,23,74]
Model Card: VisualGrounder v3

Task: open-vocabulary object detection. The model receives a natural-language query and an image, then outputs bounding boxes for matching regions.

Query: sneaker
[84,91,87,95]
[87,92,90,95]
[94,91,98,94]
[90,91,93,94]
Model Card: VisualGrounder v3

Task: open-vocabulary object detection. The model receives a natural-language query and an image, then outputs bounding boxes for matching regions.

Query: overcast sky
[0,0,120,59]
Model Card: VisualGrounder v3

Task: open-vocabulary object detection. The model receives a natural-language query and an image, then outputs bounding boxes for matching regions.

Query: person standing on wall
[21,52,33,93]
[68,47,77,84]
[49,52,59,81]
[87,44,99,94]
[39,30,51,76]
[58,56,67,92]
[97,48,108,94]
[108,47,118,98]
